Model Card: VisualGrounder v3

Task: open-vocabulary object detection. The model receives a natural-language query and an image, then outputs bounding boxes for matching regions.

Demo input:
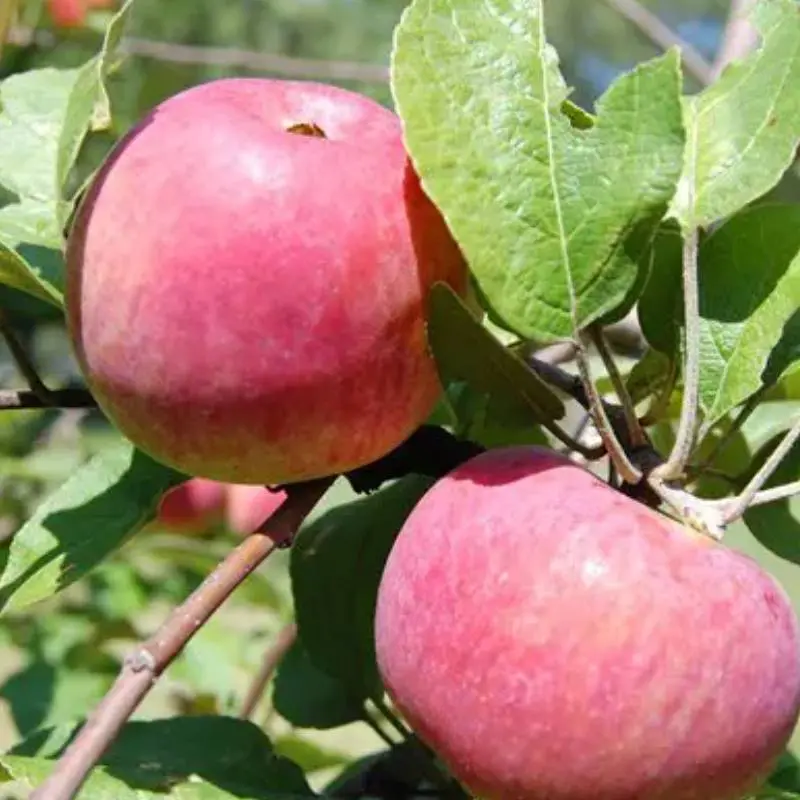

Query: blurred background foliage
[0,0,799,795]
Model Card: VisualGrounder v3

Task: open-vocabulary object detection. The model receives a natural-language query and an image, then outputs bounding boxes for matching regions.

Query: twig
[573,334,642,484]
[654,226,701,481]
[372,696,411,741]
[722,418,800,524]
[29,477,333,800]
[647,476,727,539]
[240,621,297,720]
[601,0,714,85]
[733,480,800,510]
[590,325,647,448]
[0,308,54,402]
[711,0,759,81]
[603,0,712,79]
[8,25,390,84]
[362,709,399,748]
[689,388,766,478]
[0,387,96,410]
[525,353,652,472]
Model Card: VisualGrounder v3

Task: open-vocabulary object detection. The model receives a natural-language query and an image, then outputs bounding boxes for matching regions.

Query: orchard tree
[0,0,798,799]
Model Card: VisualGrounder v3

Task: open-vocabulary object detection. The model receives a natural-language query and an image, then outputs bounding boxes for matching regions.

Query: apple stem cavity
[285,121,327,138]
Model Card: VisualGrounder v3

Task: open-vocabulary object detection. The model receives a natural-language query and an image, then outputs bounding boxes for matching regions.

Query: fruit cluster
[65,77,800,800]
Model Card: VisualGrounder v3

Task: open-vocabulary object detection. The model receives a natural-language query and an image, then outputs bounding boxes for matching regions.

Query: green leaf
[0,661,112,738]
[0,0,132,303]
[670,0,800,230]
[696,204,800,426]
[273,638,364,730]
[0,244,62,306]
[392,0,685,339]
[764,309,800,388]
[626,348,676,407]
[636,219,684,355]
[290,475,434,699]
[273,734,352,774]
[0,441,185,615]
[444,382,549,448]
[743,431,800,564]
[5,716,313,799]
[427,282,564,432]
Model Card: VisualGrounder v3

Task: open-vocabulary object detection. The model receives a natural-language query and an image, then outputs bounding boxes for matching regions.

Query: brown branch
[0,308,54,401]
[601,0,714,85]
[8,25,390,84]
[606,0,711,85]
[29,477,333,800]
[711,0,759,81]
[240,621,297,720]
[0,387,96,410]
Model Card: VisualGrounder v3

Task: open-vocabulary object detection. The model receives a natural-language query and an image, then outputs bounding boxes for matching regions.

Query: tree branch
[722,417,800,525]
[0,387,96,410]
[601,0,714,85]
[29,477,333,800]
[590,325,647,448]
[711,0,759,81]
[240,621,297,720]
[0,308,54,402]
[9,25,390,84]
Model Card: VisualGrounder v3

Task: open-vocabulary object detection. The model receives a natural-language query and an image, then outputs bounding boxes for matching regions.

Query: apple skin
[65,78,467,485]
[156,478,226,534]
[47,0,113,28]
[224,483,287,536]
[375,446,800,800]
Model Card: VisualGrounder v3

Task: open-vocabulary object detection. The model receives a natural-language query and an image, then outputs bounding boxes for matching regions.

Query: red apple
[224,483,286,536]
[375,446,800,800]
[47,0,114,28]
[47,0,87,27]
[156,477,226,535]
[65,78,467,485]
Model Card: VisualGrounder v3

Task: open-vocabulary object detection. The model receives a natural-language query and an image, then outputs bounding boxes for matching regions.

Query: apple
[155,477,226,535]
[65,78,467,486]
[375,446,800,800]
[224,483,287,536]
[47,0,114,28]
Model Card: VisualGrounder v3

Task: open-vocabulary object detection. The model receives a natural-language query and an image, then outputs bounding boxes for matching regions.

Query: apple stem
[29,477,333,800]
[720,417,800,524]
[590,325,647,448]
[655,225,702,481]
[239,621,298,720]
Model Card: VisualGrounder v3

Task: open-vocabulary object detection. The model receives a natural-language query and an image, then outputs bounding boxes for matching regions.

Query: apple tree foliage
[0,0,798,797]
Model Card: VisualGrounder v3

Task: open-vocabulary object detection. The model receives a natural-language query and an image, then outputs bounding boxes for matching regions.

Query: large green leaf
[5,716,312,799]
[273,638,364,730]
[427,282,564,431]
[392,0,685,339]
[670,0,800,230]
[290,475,434,700]
[696,205,800,426]
[0,0,132,304]
[0,441,185,615]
